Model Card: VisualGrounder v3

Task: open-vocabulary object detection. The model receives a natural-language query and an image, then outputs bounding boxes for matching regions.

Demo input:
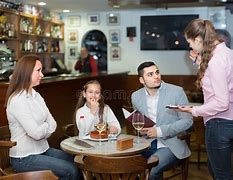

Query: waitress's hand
[189,50,201,65]
[176,105,193,113]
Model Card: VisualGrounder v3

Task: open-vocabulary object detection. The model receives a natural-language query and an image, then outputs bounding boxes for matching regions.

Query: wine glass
[95,121,106,145]
[132,112,145,144]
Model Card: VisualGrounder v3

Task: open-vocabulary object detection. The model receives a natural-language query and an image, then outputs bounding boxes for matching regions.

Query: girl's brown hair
[5,55,40,105]
[74,80,105,123]
[184,19,223,89]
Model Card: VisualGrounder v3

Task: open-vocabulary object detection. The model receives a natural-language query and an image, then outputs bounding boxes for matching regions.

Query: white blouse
[6,89,57,158]
[76,104,121,137]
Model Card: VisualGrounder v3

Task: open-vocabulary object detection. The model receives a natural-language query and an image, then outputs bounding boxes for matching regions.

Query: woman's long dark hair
[184,19,223,89]
[74,80,105,124]
[5,55,40,106]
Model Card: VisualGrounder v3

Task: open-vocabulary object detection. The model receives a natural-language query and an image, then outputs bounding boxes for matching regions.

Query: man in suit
[131,61,193,179]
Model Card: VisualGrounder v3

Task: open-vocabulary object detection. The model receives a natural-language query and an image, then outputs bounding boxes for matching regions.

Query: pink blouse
[192,42,233,124]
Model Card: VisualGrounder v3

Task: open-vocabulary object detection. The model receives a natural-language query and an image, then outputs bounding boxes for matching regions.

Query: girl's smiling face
[83,83,101,104]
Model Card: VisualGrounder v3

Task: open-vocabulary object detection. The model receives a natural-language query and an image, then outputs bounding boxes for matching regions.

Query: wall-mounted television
[140,14,199,50]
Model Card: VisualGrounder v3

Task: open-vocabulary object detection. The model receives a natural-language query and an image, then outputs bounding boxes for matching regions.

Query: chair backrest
[62,123,78,137]
[82,154,158,180]
[0,125,16,176]
[0,170,58,180]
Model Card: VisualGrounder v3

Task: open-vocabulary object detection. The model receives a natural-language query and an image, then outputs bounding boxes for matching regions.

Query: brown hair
[184,19,223,89]
[5,55,40,106]
[74,80,105,123]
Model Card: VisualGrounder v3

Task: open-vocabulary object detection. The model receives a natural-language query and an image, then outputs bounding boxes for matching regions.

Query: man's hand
[141,127,157,138]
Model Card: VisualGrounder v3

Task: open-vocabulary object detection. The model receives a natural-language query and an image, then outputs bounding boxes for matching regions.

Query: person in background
[74,47,98,74]
[75,80,121,138]
[5,55,83,180]
[177,19,233,180]
[131,61,193,180]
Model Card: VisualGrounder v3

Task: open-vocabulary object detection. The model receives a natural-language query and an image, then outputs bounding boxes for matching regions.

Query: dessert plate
[82,135,108,142]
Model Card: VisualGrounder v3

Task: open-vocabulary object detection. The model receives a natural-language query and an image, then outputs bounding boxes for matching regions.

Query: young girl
[75,80,121,138]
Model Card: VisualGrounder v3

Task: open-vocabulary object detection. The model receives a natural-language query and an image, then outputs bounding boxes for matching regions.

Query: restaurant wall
[63,6,232,75]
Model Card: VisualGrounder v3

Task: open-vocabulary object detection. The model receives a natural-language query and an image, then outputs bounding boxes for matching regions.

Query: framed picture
[68,46,78,59]
[107,13,120,26]
[67,15,81,27]
[110,46,121,60]
[88,14,100,25]
[109,29,120,44]
[67,30,78,43]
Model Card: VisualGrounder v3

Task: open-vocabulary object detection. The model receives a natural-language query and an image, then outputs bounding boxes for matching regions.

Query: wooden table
[60,134,151,157]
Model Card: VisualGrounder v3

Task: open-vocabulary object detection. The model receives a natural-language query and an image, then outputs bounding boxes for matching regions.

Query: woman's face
[83,83,101,103]
[31,60,44,88]
[186,36,203,54]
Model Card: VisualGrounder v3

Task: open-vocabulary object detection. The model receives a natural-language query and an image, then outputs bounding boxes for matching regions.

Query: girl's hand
[89,98,99,115]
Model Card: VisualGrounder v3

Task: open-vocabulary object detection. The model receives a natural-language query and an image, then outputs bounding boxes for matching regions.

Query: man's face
[80,49,88,58]
[139,65,161,89]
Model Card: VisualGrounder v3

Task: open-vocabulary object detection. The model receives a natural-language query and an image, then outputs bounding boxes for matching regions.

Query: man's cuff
[156,127,163,137]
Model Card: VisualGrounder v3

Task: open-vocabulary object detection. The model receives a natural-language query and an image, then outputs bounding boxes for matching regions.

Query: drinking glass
[132,112,145,144]
[95,121,106,145]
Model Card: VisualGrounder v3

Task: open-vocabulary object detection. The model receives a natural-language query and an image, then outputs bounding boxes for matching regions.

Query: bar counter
[0,72,129,148]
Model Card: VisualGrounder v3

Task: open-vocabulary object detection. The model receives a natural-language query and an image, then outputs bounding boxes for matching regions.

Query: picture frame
[67,15,81,27]
[88,14,100,25]
[110,46,121,60]
[109,29,120,44]
[68,46,78,59]
[107,13,120,26]
[67,30,78,43]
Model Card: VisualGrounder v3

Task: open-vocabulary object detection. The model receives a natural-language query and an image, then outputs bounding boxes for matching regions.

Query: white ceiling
[19,0,228,13]
[20,0,113,13]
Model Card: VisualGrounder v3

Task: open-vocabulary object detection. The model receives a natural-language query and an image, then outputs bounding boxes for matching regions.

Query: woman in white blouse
[6,55,82,180]
[75,80,121,137]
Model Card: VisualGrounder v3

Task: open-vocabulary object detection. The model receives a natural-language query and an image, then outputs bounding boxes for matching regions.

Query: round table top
[60,134,151,157]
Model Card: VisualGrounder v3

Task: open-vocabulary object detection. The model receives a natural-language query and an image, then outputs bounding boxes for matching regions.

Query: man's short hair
[137,61,156,77]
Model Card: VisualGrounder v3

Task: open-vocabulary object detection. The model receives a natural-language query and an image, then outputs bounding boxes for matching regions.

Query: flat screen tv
[140,15,199,50]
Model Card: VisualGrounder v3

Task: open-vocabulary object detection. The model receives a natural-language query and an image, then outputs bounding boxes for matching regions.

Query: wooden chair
[62,123,78,137]
[75,154,158,180]
[0,126,16,176]
[0,170,58,180]
[162,132,191,180]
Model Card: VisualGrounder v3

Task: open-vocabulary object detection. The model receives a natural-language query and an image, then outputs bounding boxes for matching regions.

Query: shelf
[0,7,19,15]
[1,8,64,71]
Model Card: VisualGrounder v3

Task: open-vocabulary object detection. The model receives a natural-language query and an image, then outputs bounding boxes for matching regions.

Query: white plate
[82,135,108,142]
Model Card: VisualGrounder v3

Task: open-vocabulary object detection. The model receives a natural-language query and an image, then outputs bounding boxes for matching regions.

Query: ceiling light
[63,10,70,13]
[113,5,120,8]
[38,2,46,6]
